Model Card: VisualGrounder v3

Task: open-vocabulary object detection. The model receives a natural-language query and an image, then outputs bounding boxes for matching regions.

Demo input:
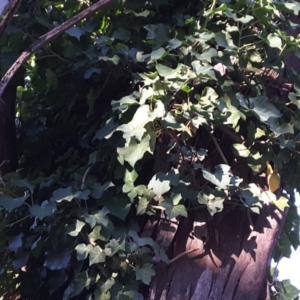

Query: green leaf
[0,192,29,212]
[44,250,70,270]
[275,279,300,300]
[29,201,56,220]
[198,188,226,215]
[98,196,131,221]
[65,27,82,40]
[135,263,155,285]
[68,271,91,298]
[10,178,34,193]
[201,164,232,189]
[105,239,126,256]
[89,246,106,266]
[166,38,182,49]
[113,27,131,42]
[8,234,23,251]
[89,226,102,243]
[273,196,289,211]
[91,182,114,199]
[144,23,170,48]
[232,143,250,157]
[156,64,177,78]
[93,118,118,141]
[117,105,151,144]
[67,219,86,236]
[249,96,282,122]
[99,278,115,294]
[75,244,89,261]
[161,197,187,219]
[136,197,149,215]
[148,170,179,196]
[50,187,74,203]
[240,184,262,213]
[117,134,152,167]
[84,68,101,80]
[267,33,282,49]
[128,230,154,247]
[149,47,167,62]
[84,207,110,229]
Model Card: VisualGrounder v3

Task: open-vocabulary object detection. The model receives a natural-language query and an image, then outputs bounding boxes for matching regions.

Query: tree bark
[145,204,287,299]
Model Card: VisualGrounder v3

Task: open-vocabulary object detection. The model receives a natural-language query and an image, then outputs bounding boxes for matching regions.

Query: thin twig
[207,129,228,164]
[81,165,92,190]
[169,248,200,264]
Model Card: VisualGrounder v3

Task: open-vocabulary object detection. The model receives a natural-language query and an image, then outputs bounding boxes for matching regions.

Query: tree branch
[0,0,113,98]
[0,0,21,38]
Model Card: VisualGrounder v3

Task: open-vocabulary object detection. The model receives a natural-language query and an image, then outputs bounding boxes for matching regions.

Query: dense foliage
[1,0,300,298]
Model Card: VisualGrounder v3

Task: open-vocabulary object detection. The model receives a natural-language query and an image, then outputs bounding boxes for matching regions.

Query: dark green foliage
[0,0,300,298]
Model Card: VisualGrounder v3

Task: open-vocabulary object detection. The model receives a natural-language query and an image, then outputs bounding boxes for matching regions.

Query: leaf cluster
[1,0,300,298]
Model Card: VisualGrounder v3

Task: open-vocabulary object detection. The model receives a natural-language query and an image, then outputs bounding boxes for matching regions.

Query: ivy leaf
[91,182,114,199]
[105,239,126,256]
[8,234,24,251]
[135,263,155,285]
[232,143,250,157]
[0,192,29,212]
[149,47,167,63]
[93,118,118,141]
[267,33,282,49]
[50,187,74,203]
[84,207,110,229]
[99,278,115,294]
[240,184,262,213]
[117,105,151,144]
[29,201,56,220]
[67,220,86,236]
[128,230,154,247]
[249,96,282,122]
[44,250,70,270]
[117,134,152,167]
[201,164,232,189]
[64,271,91,299]
[161,196,187,218]
[84,67,101,80]
[156,64,177,78]
[166,38,182,49]
[88,226,102,243]
[75,244,93,261]
[89,246,106,266]
[98,195,131,221]
[136,197,149,215]
[275,280,300,300]
[264,118,294,137]
[65,27,82,40]
[198,188,226,215]
[112,27,131,42]
[148,170,179,196]
[10,178,34,193]
[273,196,289,211]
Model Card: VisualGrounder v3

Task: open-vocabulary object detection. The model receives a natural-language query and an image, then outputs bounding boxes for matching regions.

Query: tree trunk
[145,197,287,299]
[0,78,19,175]
[143,133,288,300]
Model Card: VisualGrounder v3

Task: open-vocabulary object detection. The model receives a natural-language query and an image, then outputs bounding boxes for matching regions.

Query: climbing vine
[0,0,300,298]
